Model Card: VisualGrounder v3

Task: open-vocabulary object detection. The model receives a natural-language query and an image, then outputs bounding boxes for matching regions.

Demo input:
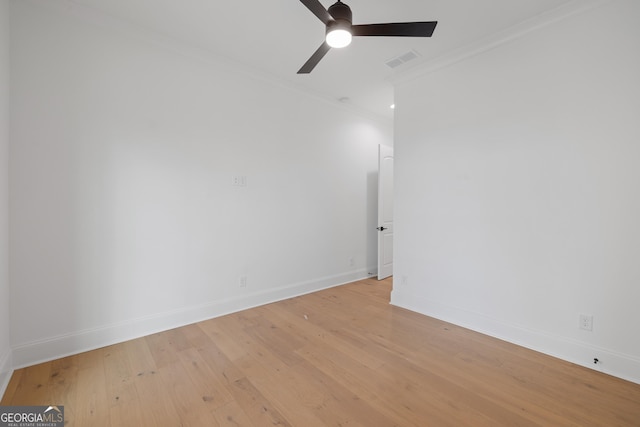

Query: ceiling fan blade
[298,42,331,74]
[299,0,332,25]
[352,22,438,37]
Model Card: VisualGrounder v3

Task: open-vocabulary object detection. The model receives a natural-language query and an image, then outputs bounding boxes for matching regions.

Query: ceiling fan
[297,0,438,74]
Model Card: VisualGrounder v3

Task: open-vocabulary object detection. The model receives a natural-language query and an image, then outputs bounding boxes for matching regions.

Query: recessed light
[390,104,395,109]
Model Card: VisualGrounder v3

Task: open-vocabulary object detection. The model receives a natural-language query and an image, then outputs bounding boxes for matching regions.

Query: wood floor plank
[296,341,476,427]
[143,327,190,369]
[72,348,110,427]
[197,316,251,362]
[2,277,639,426]
[6,360,52,405]
[194,342,246,387]
[131,362,182,426]
[211,400,256,427]
[231,354,325,427]
[364,321,585,426]
[47,356,79,425]
[262,297,386,371]
[159,359,221,426]
[177,347,234,410]
[122,337,182,426]
[102,343,147,427]
[121,335,157,376]
[224,366,293,426]
[180,322,217,350]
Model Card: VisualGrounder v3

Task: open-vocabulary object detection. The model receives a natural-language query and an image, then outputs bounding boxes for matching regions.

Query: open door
[377,145,394,280]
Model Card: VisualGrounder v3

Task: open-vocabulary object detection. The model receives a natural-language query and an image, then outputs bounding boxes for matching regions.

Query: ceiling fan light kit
[326,26,352,48]
[298,0,438,73]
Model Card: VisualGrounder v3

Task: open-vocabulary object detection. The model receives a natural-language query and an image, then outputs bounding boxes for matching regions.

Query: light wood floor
[2,277,640,426]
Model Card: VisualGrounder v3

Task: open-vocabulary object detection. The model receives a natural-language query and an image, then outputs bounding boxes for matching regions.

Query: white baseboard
[0,347,13,399]
[13,270,371,369]
[391,290,640,385]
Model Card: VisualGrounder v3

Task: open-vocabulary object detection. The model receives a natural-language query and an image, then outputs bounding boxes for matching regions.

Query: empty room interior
[1,0,640,425]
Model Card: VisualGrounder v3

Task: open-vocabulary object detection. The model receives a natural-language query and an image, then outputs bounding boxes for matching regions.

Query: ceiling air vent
[385,50,419,69]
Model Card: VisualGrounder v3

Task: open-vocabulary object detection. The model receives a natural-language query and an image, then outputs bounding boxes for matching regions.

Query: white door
[377,145,394,280]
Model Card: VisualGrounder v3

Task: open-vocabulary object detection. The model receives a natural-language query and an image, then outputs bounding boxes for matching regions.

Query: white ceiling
[66,0,576,119]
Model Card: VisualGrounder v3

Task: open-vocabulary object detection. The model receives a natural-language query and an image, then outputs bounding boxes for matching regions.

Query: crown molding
[17,0,392,126]
[389,0,614,88]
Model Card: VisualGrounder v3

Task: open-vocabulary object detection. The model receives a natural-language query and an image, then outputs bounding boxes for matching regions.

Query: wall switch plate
[579,314,593,331]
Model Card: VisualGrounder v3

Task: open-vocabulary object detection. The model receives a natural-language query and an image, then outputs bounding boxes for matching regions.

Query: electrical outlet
[239,276,247,288]
[232,176,247,187]
[349,257,354,267]
[579,314,593,331]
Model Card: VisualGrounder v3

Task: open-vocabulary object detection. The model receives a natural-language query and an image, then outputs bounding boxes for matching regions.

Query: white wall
[0,0,12,395]
[393,0,640,384]
[9,0,391,367]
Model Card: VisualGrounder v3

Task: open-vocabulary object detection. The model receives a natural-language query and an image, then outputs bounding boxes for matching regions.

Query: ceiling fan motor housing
[327,0,352,33]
